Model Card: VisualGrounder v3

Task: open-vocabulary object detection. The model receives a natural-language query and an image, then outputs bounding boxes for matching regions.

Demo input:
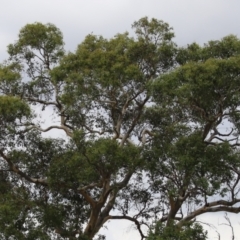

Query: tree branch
[108,215,146,239]
[112,170,134,189]
[0,149,47,186]
[22,124,73,137]
[78,189,96,207]
[140,129,155,144]
[24,97,58,106]
[177,198,240,228]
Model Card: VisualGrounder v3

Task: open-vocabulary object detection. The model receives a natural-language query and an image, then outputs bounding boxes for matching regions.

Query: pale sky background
[1,0,240,239]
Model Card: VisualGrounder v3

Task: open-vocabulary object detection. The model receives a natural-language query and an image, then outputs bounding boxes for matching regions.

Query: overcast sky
[1,0,240,62]
[1,1,240,239]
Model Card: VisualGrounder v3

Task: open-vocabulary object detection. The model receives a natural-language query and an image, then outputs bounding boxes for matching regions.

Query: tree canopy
[1,18,240,239]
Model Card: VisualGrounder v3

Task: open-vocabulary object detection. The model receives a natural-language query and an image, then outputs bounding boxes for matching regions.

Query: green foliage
[48,137,140,191]
[176,34,240,64]
[147,222,207,240]
[0,63,22,95]
[8,22,64,65]
[0,96,30,120]
[1,17,240,240]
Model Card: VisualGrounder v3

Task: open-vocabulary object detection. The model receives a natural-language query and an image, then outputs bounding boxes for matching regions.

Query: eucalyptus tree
[2,17,240,240]
[0,18,176,239]
[144,35,240,239]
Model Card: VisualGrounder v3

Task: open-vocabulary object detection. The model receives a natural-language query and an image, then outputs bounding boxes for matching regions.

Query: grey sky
[1,0,240,62]
[1,1,240,239]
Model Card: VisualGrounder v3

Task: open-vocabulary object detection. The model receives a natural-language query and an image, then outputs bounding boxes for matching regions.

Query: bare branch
[140,129,155,144]
[118,135,136,145]
[0,149,47,186]
[79,182,103,191]
[22,124,73,137]
[160,215,182,222]
[214,127,234,137]
[177,199,240,228]
[219,213,235,240]
[82,124,107,136]
[78,189,96,207]
[25,97,58,106]
[120,96,149,146]
[108,215,146,239]
[112,170,134,189]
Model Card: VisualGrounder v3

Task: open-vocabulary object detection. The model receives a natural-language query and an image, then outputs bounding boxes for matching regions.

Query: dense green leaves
[1,18,240,240]
[8,22,64,65]
[176,35,240,64]
[147,222,207,240]
[0,96,30,121]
